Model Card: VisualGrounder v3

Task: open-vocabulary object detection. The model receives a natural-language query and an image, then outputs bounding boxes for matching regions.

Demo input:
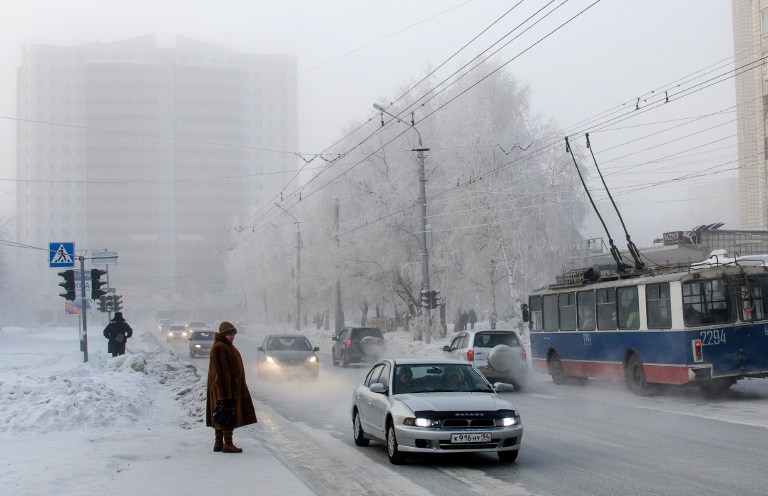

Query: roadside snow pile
[0,328,205,435]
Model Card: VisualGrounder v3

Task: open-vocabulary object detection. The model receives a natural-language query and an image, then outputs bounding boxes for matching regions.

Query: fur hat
[218,321,237,335]
[113,312,125,322]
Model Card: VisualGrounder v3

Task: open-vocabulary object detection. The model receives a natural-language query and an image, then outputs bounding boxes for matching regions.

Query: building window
[762,9,768,34]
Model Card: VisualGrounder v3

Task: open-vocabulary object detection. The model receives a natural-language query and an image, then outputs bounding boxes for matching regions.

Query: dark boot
[222,431,243,453]
[213,430,223,452]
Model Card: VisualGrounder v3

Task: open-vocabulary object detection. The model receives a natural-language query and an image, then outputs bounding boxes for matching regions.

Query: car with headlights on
[188,330,215,358]
[166,324,189,342]
[256,334,320,379]
[351,357,523,465]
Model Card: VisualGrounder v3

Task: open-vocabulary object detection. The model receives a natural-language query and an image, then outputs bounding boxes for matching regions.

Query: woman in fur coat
[206,321,257,453]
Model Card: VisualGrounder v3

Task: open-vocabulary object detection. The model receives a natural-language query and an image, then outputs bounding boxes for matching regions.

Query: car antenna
[585,133,644,271]
[565,136,630,273]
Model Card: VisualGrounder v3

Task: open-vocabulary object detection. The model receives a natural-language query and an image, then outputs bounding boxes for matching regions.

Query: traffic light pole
[78,255,89,363]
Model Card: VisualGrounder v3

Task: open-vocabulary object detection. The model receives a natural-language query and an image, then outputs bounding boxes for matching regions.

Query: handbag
[213,401,236,427]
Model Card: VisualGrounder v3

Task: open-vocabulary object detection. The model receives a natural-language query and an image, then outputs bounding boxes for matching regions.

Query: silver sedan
[351,357,523,464]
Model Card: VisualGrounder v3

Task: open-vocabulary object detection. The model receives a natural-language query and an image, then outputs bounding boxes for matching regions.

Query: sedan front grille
[441,418,496,428]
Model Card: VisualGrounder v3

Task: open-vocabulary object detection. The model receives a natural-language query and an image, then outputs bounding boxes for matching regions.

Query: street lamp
[274,203,301,331]
[372,103,433,344]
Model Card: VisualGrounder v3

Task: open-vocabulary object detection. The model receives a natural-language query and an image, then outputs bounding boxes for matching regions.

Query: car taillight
[345,339,352,349]
[380,338,387,345]
[466,348,474,362]
[521,347,527,361]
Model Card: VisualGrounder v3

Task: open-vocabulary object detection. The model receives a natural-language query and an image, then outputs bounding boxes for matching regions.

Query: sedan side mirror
[442,345,451,352]
[313,346,320,352]
[331,336,338,341]
[257,346,265,351]
[369,383,386,394]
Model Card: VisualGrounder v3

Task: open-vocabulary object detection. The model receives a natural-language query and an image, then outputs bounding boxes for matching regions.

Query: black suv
[331,327,387,367]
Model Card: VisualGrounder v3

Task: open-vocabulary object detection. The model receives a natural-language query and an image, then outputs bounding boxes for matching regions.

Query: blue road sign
[50,242,75,268]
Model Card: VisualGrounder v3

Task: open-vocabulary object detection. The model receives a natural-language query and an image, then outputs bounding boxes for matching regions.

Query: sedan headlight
[306,356,318,363]
[499,414,520,427]
[403,417,440,428]
[194,344,201,349]
[265,356,276,363]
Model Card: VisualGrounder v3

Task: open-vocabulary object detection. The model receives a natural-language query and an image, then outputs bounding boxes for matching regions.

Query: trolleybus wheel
[549,351,565,385]
[625,353,649,395]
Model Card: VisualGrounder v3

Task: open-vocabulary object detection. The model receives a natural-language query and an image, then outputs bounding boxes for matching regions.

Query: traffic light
[98,295,107,312]
[420,289,430,308]
[58,270,76,300]
[113,294,123,312]
[104,294,114,313]
[90,268,107,300]
[430,290,441,309]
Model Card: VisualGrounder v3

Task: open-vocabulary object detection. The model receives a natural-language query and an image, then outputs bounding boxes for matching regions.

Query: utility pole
[275,202,301,331]
[416,143,432,344]
[334,198,343,335]
[295,226,301,332]
[373,103,432,343]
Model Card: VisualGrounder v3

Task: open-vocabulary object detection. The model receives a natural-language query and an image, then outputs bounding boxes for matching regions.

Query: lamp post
[274,203,301,331]
[372,103,432,344]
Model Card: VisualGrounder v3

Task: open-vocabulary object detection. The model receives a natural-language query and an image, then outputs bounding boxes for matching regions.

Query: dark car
[331,327,387,367]
[256,334,320,379]
[443,329,530,391]
[188,330,215,358]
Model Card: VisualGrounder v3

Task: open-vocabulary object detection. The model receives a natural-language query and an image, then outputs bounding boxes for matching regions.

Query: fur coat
[206,333,257,429]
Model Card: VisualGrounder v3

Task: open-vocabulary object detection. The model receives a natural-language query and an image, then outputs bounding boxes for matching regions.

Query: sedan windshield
[394,364,493,394]
[266,337,312,351]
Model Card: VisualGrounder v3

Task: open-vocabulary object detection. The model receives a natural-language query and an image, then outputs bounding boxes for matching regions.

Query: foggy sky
[0,0,736,245]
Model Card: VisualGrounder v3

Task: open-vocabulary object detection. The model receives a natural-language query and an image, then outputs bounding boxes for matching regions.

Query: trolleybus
[523,252,768,394]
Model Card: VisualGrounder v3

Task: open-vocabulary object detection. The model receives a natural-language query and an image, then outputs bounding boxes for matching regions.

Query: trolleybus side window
[559,293,576,331]
[529,296,543,331]
[738,276,768,321]
[543,294,559,331]
[646,283,671,329]
[682,279,733,325]
[617,286,640,330]
[577,290,596,331]
[742,279,766,321]
[597,288,617,330]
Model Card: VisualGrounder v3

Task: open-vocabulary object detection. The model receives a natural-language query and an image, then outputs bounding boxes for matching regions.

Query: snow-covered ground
[2,321,766,495]
[0,324,316,496]
[0,319,466,496]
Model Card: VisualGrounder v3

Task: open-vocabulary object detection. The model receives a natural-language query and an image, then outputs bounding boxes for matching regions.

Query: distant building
[732,1,768,229]
[16,35,299,321]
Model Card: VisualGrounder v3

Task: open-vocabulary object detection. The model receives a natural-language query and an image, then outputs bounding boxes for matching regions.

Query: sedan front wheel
[386,423,407,465]
[353,411,369,447]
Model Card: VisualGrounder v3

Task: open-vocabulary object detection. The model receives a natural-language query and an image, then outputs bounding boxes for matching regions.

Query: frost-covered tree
[229,63,588,329]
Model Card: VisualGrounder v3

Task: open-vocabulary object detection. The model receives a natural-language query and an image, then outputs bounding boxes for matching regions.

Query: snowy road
[168,327,768,496]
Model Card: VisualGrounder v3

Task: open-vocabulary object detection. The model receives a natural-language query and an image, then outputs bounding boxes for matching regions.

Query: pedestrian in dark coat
[103,312,133,357]
[206,321,257,453]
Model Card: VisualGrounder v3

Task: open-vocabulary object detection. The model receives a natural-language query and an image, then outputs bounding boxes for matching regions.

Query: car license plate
[450,433,491,443]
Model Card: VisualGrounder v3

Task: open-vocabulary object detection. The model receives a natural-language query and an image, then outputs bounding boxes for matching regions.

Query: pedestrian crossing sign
[50,242,75,267]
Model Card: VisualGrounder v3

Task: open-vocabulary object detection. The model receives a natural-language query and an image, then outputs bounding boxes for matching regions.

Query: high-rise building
[16,35,298,321]
[733,0,768,229]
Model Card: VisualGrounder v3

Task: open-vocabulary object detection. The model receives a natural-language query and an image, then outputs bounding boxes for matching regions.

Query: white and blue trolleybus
[524,251,768,394]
